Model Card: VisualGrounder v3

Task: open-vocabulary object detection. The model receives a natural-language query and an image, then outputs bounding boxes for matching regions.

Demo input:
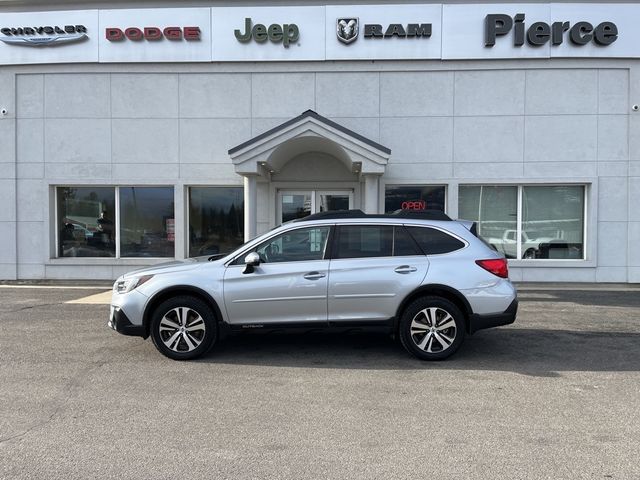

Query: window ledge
[47,257,177,266]
[508,259,595,268]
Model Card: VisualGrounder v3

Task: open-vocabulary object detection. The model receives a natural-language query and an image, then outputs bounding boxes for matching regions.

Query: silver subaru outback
[109,210,517,361]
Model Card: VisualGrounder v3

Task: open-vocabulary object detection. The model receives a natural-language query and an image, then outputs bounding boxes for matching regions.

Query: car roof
[292,209,451,223]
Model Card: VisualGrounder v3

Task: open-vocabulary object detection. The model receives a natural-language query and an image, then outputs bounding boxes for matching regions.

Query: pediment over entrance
[228,110,390,177]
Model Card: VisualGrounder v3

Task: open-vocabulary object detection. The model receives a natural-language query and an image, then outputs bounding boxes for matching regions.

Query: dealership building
[0,1,638,282]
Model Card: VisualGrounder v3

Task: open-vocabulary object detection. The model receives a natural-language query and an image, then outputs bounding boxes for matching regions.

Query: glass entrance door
[278,190,353,224]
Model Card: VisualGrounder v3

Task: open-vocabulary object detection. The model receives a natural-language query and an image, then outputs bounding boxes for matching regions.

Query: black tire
[523,248,536,259]
[150,295,217,360]
[398,296,465,361]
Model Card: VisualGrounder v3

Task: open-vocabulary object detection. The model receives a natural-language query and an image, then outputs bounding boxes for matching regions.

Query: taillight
[475,259,509,278]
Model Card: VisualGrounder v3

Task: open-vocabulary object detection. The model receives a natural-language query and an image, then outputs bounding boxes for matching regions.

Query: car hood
[120,256,213,279]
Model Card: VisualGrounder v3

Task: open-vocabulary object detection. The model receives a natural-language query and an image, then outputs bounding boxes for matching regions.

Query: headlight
[114,274,154,294]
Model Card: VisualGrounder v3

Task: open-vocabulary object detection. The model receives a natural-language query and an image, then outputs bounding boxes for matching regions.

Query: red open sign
[401,200,426,211]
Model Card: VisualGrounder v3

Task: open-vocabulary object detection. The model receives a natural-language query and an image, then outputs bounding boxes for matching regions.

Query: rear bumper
[469,299,517,334]
[108,305,147,337]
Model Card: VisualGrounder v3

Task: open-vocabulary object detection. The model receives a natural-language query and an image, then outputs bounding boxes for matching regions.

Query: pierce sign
[485,13,618,47]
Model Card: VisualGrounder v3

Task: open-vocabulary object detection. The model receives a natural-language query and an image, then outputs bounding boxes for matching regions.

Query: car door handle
[394,265,417,274]
[303,272,326,280]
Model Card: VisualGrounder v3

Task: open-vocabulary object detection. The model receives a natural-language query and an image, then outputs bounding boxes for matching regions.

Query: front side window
[189,187,244,257]
[254,226,330,263]
[57,187,115,257]
[120,187,175,258]
[459,185,585,260]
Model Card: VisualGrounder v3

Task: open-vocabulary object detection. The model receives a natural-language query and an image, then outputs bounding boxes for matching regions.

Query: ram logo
[336,18,358,44]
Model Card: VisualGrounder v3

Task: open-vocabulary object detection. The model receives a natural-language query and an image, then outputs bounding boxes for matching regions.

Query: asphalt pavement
[0,284,639,480]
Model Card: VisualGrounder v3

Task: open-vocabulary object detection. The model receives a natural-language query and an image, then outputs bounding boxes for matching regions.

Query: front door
[278,190,353,224]
[223,225,332,325]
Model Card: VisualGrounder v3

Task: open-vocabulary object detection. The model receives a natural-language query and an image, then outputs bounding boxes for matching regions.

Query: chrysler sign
[0,24,87,46]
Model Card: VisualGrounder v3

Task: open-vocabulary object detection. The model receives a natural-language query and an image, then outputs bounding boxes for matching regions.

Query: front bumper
[469,299,518,334]
[108,305,147,337]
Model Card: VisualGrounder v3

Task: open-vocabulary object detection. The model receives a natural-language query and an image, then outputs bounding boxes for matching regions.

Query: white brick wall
[1,61,637,281]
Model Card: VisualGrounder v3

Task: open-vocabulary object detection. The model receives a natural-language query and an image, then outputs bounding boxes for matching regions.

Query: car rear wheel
[150,296,217,360]
[399,296,465,360]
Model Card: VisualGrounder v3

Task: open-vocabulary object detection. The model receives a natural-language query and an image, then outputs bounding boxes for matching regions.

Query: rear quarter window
[406,226,465,255]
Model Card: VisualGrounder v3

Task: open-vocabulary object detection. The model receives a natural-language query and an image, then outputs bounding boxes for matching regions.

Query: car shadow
[197,326,640,377]
[519,289,640,308]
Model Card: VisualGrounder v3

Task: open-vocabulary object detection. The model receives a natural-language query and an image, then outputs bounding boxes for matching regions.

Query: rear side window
[406,226,465,255]
[335,225,393,259]
[334,225,423,259]
[393,226,422,256]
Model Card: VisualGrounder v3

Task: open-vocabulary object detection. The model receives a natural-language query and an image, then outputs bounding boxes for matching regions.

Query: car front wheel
[399,296,465,360]
[150,296,217,360]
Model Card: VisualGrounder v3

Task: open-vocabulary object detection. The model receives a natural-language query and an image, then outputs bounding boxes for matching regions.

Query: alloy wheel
[158,307,206,353]
[409,307,457,353]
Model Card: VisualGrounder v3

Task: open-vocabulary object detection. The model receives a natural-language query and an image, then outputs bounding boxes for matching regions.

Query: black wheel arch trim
[394,284,474,333]
[143,285,224,337]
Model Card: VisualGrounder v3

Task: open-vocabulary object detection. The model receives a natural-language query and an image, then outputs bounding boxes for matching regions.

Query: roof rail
[292,209,452,222]
[292,209,367,222]
[390,209,451,221]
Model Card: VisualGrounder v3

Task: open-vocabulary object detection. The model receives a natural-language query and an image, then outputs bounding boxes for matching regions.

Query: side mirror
[243,252,261,274]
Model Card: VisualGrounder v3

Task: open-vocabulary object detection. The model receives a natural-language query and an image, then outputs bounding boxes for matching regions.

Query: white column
[174,183,185,259]
[363,174,380,214]
[243,175,257,242]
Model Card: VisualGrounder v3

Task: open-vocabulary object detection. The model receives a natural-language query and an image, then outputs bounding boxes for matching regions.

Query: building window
[188,187,244,257]
[57,187,116,257]
[56,186,175,259]
[384,185,446,213]
[120,187,175,258]
[458,185,585,260]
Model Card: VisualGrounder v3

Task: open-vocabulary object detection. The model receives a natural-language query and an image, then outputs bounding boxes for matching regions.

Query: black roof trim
[293,209,451,223]
[228,110,392,155]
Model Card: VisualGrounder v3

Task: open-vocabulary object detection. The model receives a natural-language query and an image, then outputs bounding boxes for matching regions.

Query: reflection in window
[522,186,584,260]
[281,193,312,223]
[384,185,446,213]
[189,187,244,257]
[57,187,115,257]
[120,187,174,258]
[459,186,518,258]
[458,185,585,260]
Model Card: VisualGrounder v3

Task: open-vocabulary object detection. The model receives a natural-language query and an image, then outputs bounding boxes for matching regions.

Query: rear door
[327,224,428,323]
